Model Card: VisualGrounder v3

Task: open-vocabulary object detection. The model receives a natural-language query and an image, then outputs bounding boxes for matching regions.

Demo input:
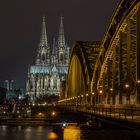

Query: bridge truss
[59,0,140,108]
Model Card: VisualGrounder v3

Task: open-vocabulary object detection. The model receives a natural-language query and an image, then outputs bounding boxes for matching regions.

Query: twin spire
[39,16,48,47]
[39,16,66,48]
[58,16,66,48]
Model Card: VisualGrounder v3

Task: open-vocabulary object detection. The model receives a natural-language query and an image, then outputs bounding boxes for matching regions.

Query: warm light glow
[110,88,113,91]
[81,95,84,97]
[86,93,88,96]
[37,112,45,118]
[125,84,129,88]
[51,111,56,117]
[137,80,140,84]
[92,92,95,95]
[99,90,102,94]
[48,132,58,139]
[63,126,80,140]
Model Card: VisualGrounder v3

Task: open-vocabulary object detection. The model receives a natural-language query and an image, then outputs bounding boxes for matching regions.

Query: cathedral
[26,16,70,101]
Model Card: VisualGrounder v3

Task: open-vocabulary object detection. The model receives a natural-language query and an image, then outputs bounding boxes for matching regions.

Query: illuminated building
[2,80,14,91]
[26,16,70,101]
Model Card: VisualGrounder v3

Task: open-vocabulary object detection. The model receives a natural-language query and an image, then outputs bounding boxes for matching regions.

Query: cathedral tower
[58,16,70,66]
[26,16,70,102]
[36,16,50,66]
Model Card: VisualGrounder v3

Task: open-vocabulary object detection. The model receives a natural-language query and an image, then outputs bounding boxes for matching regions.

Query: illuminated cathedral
[26,16,70,101]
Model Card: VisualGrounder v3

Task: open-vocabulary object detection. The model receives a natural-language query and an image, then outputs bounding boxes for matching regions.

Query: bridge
[58,0,140,125]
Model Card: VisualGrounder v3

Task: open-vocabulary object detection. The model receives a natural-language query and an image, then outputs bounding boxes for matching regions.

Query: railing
[60,105,140,124]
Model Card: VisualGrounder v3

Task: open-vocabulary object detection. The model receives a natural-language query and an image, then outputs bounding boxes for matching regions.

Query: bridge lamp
[125,84,129,88]
[99,90,102,94]
[86,93,89,97]
[137,80,140,84]
[110,88,113,91]
[81,95,84,98]
[92,92,95,95]
[51,111,56,117]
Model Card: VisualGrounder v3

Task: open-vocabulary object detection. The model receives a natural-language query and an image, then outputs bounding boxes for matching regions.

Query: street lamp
[99,90,102,94]
[86,93,89,105]
[125,84,129,104]
[110,88,113,92]
[51,111,56,117]
[91,92,95,106]
[125,84,129,88]
[136,80,140,104]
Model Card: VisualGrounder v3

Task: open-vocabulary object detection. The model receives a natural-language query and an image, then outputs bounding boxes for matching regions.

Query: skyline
[0,0,119,89]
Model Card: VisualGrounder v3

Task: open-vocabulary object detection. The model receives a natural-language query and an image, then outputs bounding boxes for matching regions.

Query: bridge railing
[77,106,140,123]
[59,105,140,123]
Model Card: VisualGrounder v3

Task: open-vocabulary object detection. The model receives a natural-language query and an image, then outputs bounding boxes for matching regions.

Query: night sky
[0,0,119,89]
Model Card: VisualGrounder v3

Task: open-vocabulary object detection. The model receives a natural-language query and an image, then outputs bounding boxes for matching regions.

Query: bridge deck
[59,106,140,128]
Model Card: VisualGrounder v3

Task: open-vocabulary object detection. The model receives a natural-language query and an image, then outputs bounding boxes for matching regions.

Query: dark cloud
[0,0,119,88]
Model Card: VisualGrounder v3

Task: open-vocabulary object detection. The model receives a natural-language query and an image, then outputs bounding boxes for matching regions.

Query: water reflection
[48,132,58,139]
[0,125,139,140]
[63,126,81,140]
[1,125,7,131]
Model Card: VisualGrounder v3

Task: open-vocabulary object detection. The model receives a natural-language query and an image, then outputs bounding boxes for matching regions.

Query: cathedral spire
[39,16,48,47]
[58,16,66,48]
[52,37,56,55]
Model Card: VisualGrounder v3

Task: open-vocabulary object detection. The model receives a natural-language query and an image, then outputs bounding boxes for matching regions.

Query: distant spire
[52,37,56,55]
[39,16,48,47]
[58,16,66,48]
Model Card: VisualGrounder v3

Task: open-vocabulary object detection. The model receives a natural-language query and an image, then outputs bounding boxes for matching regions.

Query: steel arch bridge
[59,0,140,108]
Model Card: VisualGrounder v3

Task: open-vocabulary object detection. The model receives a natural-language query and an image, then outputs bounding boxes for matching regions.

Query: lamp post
[91,92,95,106]
[110,88,113,104]
[99,90,102,104]
[125,84,130,104]
[86,93,88,105]
[137,80,140,104]
[81,95,84,106]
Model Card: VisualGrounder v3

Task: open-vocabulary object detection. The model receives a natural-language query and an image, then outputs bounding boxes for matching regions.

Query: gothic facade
[26,16,70,101]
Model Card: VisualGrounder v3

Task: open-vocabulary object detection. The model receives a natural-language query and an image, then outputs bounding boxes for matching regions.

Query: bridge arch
[66,42,92,106]
[59,0,140,108]
[59,41,100,106]
[91,0,140,107]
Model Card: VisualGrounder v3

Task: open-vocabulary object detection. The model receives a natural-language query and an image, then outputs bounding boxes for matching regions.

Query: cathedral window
[42,53,46,61]
[60,54,63,61]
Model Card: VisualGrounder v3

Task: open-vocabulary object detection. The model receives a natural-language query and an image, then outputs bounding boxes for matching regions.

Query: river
[0,125,140,140]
